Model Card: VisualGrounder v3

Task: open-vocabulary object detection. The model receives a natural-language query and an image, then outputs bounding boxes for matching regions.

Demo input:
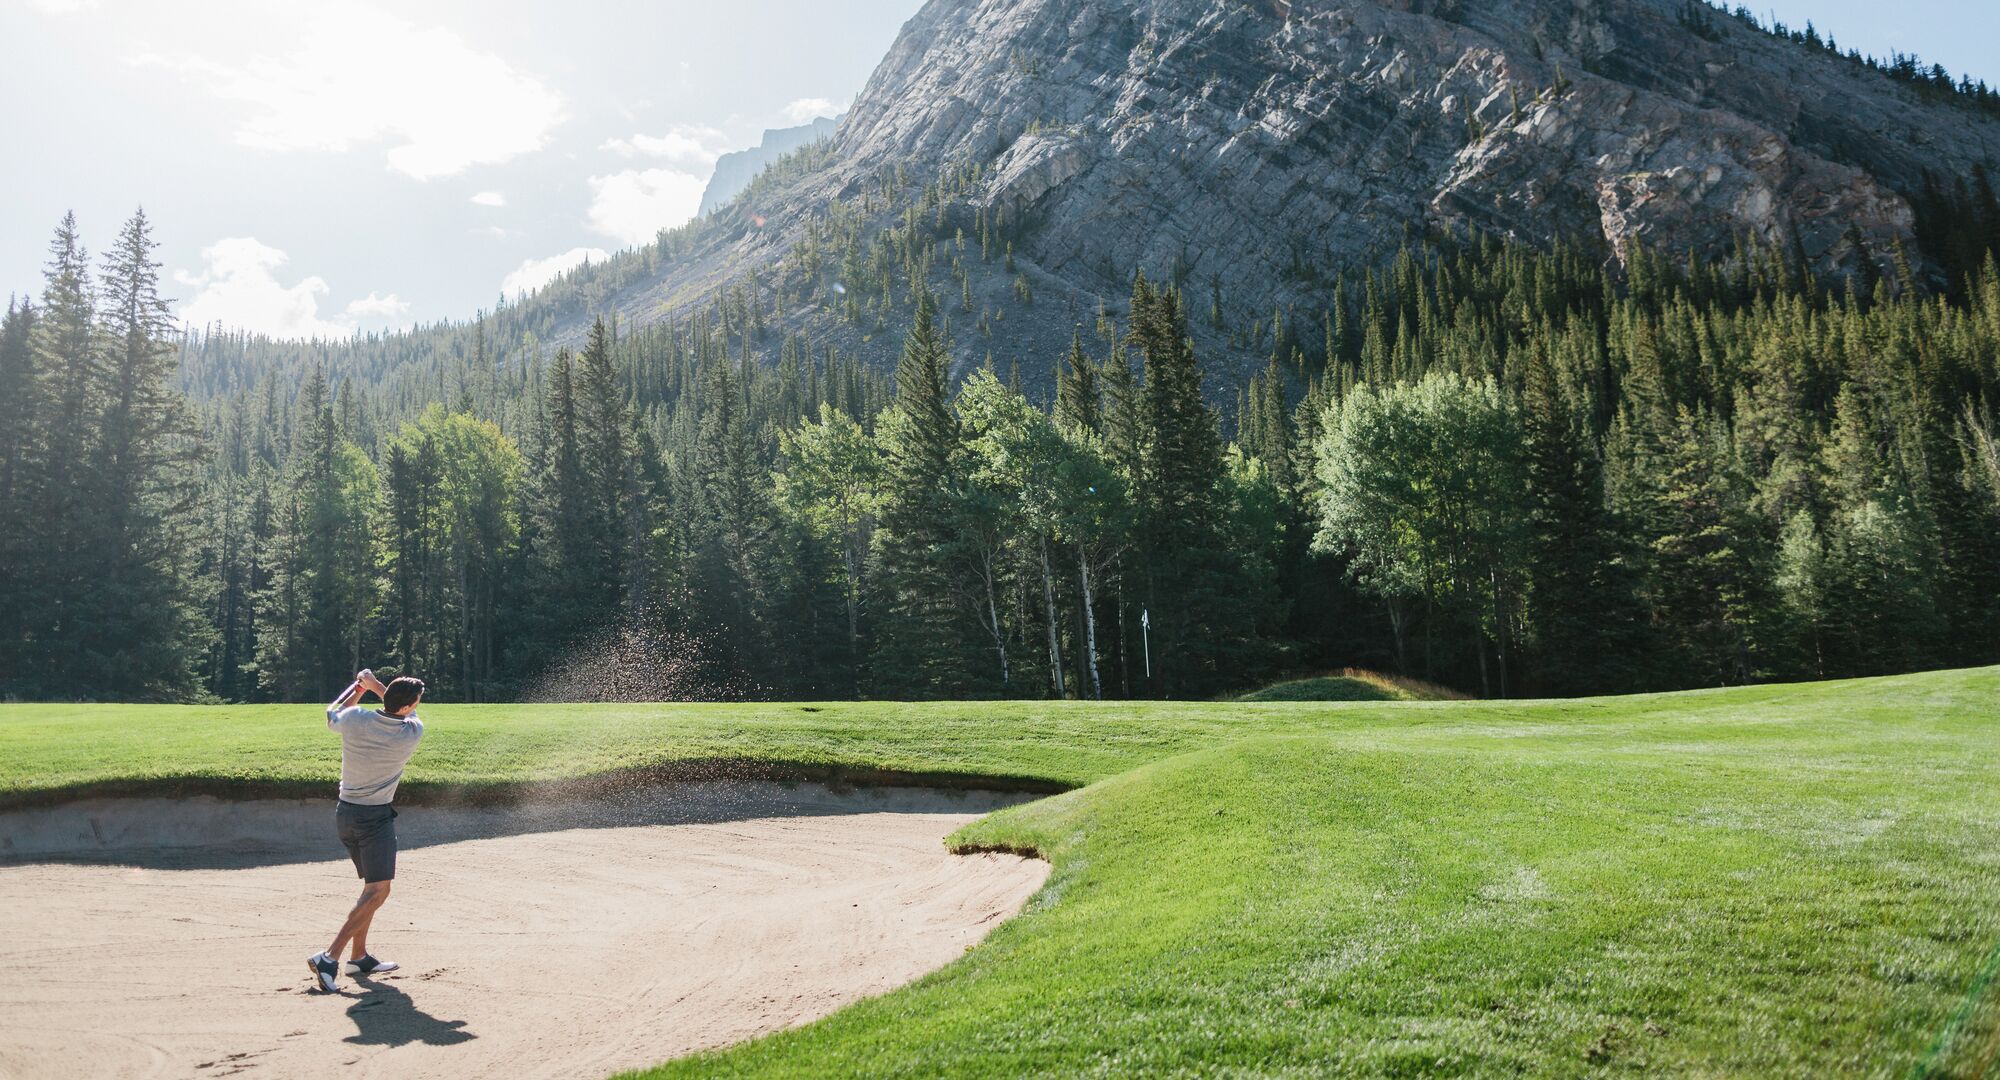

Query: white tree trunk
[1039,534,1065,698]
[1079,544,1102,700]
[982,552,1009,687]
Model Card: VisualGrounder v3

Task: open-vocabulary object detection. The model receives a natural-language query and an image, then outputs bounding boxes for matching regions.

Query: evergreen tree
[255,366,380,699]
[1919,386,2000,669]
[1521,345,1650,694]
[1773,509,1830,676]
[22,214,103,691]
[384,433,445,684]
[1644,408,1772,685]
[1055,331,1100,435]
[519,347,602,672]
[85,209,210,697]
[199,468,264,701]
[575,317,634,616]
[1130,275,1265,695]
[11,206,2000,702]
[0,301,38,686]
[1249,356,1296,495]
[871,292,985,694]
[687,349,776,682]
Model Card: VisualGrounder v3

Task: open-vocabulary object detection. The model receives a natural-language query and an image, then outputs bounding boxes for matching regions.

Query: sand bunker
[0,782,1048,1079]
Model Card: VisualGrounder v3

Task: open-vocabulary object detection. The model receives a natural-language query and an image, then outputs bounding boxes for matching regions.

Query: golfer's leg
[349,900,382,960]
[328,881,391,959]
[351,813,397,959]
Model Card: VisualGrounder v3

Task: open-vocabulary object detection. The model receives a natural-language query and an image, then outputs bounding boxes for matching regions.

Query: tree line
[1682,0,2000,120]
[3,210,1998,702]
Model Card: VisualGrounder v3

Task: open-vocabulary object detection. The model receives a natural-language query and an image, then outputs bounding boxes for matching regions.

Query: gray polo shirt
[327,705,424,805]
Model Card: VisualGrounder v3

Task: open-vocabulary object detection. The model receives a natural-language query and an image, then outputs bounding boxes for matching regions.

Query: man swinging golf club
[307,668,425,992]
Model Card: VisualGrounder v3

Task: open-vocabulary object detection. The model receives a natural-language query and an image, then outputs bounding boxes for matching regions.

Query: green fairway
[5,669,1999,1076]
[1237,668,1466,702]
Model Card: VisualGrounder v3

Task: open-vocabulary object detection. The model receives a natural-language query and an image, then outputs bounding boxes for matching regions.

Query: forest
[2,202,1999,703]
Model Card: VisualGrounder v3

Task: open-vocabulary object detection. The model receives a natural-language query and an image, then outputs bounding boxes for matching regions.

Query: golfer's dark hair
[383,676,425,715]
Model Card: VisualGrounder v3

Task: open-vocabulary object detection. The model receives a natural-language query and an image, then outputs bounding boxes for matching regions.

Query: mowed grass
[1238,668,1469,702]
[5,669,2000,1076]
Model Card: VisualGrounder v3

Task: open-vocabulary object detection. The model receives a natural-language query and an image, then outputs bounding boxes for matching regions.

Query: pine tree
[1909,376,1997,669]
[521,348,600,667]
[87,209,210,697]
[688,349,776,681]
[871,292,985,694]
[0,301,38,687]
[199,466,267,701]
[1645,408,1772,685]
[385,435,443,680]
[1773,509,1829,677]
[23,213,104,691]
[255,366,380,699]
[1130,276,1264,695]
[575,317,633,616]
[1521,345,1650,693]
[1055,332,1100,435]
[1250,356,1295,495]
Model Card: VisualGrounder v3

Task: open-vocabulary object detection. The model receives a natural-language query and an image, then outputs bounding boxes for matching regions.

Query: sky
[0,0,923,338]
[1,0,1993,340]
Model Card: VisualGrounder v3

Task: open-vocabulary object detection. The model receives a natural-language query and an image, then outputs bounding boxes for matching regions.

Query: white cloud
[500,246,609,298]
[31,0,98,12]
[470,190,507,207]
[600,124,727,171]
[586,168,706,245]
[343,291,409,321]
[173,238,344,339]
[780,97,838,125]
[173,237,407,339]
[140,5,563,180]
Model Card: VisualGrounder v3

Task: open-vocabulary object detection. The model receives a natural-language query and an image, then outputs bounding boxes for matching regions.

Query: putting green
[4,667,1998,1076]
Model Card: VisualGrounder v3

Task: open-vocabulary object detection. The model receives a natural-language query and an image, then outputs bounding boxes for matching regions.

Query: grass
[5,668,2000,1076]
[1238,667,1469,702]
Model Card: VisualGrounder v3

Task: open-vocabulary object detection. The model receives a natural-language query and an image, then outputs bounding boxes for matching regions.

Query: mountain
[536,0,2000,388]
[697,115,842,218]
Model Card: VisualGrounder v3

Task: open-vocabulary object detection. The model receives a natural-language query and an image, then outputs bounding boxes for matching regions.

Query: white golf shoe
[344,954,399,976]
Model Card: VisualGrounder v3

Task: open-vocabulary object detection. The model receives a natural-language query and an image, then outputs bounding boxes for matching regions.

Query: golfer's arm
[327,679,367,727]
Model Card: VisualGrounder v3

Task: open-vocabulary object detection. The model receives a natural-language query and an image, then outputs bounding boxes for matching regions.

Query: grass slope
[5,669,1999,1076]
[1238,668,1467,702]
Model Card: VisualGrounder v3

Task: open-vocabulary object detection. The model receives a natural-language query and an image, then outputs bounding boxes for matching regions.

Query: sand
[0,783,1049,1079]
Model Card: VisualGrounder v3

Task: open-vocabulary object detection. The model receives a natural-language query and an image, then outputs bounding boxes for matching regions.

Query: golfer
[307,668,425,992]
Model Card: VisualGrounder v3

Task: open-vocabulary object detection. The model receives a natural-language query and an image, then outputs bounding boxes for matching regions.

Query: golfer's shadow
[343,977,474,1048]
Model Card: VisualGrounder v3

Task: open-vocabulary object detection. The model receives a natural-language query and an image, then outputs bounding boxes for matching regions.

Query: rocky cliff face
[584,0,2000,387]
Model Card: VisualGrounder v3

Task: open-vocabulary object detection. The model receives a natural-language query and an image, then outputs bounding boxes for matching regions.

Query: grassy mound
[1238,667,1468,702]
[6,668,1998,1076]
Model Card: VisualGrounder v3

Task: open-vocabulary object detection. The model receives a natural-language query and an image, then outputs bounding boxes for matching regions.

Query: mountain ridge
[697,115,843,218]
[322,0,2000,396]
[537,0,2000,389]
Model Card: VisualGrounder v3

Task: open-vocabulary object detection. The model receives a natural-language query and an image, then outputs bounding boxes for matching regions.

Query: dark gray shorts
[335,800,398,883]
